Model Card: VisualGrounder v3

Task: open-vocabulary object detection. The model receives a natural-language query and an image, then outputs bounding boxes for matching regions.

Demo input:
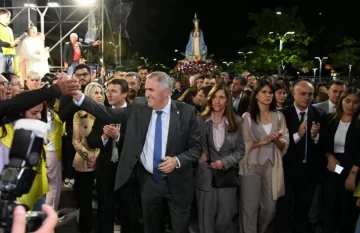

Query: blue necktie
[153,111,163,182]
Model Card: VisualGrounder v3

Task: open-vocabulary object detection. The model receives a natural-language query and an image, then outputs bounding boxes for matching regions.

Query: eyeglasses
[0,82,11,88]
[74,73,90,78]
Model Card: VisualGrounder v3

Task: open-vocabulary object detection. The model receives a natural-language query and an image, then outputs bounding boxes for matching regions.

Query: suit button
[84,126,87,129]
[129,166,133,169]
[135,156,139,159]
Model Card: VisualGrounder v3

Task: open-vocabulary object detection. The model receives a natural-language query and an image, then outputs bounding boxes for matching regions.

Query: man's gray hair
[147,71,173,90]
[125,71,141,83]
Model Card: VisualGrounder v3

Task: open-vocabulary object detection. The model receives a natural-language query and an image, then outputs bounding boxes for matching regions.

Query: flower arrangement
[171,59,222,82]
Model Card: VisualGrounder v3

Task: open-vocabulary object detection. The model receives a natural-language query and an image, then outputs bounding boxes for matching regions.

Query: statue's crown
[193,13,199,22]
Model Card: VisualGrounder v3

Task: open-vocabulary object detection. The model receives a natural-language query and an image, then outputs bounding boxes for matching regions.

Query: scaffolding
[6,0,116,70]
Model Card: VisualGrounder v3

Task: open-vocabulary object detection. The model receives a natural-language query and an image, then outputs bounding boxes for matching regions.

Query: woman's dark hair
[331,87,360,122]
[1,102,47,138]
[274,82,287,92]
[248,79,276,124]
[200,84,239,132]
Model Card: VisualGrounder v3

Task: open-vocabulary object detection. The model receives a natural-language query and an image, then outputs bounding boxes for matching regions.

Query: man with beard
[59,64,93,188]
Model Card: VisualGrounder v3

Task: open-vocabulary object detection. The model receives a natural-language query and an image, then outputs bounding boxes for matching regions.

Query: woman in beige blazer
[72,82,104,233]
[239,79,289,233]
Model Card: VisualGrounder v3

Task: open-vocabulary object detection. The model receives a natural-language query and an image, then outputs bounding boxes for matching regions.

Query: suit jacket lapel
[219,124,229,154]
[307,107,315,129]
[141,104,152,146]
[166,101,180,154]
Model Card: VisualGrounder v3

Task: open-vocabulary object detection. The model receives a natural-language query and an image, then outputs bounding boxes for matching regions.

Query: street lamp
[269,31,295,76]
[312,68,318,80]
[349,64,353,78]
[223,61,233,67]
[238,51,253,64]
[276,11,282,15]
[140,57,148,64]
[314,57,328,82]
[174,49,178,53]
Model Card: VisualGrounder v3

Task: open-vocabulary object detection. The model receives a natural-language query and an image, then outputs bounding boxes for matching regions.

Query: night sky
[124,0,359,65]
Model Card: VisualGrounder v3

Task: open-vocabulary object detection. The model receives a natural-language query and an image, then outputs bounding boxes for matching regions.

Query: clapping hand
[103,125,119,140]
[310,121,320,138]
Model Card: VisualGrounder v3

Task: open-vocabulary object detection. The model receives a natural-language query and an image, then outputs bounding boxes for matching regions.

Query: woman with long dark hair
[319,87,360,233]
[239,79,289,233]
[195,83,244,233]
[0,102,49,211]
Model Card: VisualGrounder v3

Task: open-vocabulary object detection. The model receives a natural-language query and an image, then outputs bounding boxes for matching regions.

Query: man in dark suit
[71,71,201,233]
[231,76,251,116]
[313,80,346,114]
[275,80,325,233]
[86,79,137,233]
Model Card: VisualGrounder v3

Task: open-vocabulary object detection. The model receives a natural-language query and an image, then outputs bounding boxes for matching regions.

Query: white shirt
[334,120,350,153]
[293,104,319,143]
[101,102,127,146]
[140,99,177,174]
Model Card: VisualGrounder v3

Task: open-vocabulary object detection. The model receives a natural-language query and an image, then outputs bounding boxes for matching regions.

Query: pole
[101,0,104,67]
[59,6,63,70]
[119,25,121,66]
[319,60,322,82]
[278,40,283,77]
[349,64,352,78]
[37,6,48,34]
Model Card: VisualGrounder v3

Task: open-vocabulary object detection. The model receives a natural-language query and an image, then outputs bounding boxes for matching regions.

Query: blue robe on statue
[185,30,207,60]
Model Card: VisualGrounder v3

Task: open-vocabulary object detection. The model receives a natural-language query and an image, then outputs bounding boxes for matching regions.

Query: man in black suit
[231,76,251,116]
[86,79,138,233]
[71,71,201,233]
[275,80,325,233]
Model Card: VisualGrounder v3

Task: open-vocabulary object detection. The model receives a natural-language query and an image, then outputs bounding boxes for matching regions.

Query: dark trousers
[96,162,138,233]
[62,136,75,179]
[275,175,317,233]
[137,164,191,233]
[323,171,358,233]
[74,171,95,233]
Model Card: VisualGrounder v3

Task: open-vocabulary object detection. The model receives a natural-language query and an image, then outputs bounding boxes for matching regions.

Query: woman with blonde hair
[72,82,104,233]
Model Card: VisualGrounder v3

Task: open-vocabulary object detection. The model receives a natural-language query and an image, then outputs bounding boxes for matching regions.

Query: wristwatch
[351,170,357,175]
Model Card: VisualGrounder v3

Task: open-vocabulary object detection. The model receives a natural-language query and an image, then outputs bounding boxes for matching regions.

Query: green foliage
[238,6,314,75]
[329,37,360,70]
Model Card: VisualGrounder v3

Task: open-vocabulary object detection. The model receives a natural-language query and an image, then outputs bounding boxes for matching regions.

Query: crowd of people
[1,5,360,233]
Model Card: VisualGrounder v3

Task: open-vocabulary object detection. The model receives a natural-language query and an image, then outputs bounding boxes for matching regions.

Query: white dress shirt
[140,99,177,174]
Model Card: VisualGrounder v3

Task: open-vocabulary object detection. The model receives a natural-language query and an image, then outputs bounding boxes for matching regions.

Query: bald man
[275,80,326,233]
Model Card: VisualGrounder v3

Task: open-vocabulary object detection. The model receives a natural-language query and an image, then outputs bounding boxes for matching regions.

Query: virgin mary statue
[185,14,207,61]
